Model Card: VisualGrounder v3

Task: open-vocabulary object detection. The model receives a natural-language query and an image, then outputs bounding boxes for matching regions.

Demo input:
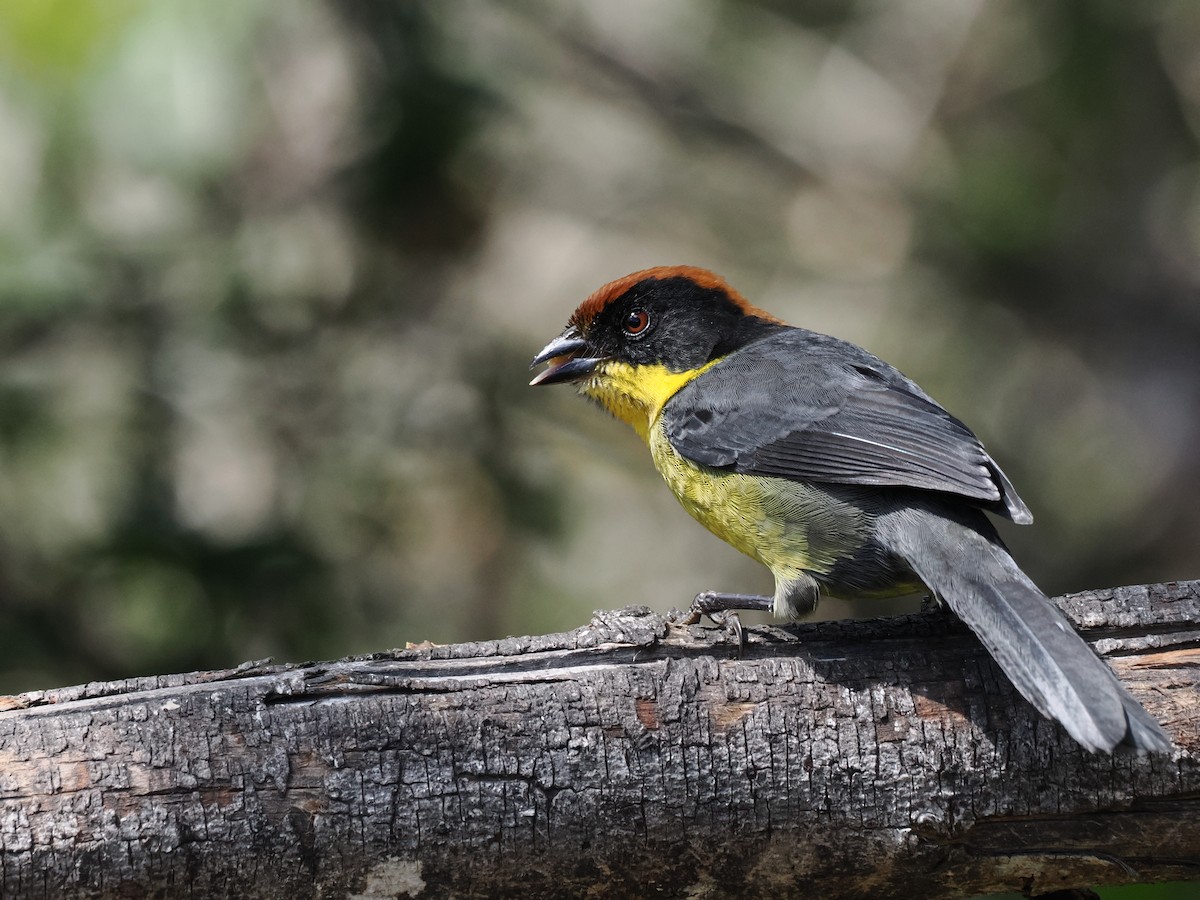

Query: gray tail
[879,506,1171,754]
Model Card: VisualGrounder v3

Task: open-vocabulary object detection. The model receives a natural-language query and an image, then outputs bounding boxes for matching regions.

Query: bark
[0,581,1197,900]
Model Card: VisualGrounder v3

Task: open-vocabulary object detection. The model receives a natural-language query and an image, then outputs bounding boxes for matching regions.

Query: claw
[667,606,702,627]
[674,590,774,657]
[707,610,745,656]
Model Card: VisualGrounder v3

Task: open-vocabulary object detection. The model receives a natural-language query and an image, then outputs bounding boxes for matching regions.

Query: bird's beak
[529,328,603,386]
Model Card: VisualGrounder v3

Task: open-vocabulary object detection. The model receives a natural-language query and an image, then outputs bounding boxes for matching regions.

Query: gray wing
[662,329,1032,523]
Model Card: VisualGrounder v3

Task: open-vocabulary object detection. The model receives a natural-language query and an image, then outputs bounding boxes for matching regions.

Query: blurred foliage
[0,1,1194,683]
[0,1,556,688]
[1,2,1197,895]
[0,0,1197,673]
[1101,883,1200,900]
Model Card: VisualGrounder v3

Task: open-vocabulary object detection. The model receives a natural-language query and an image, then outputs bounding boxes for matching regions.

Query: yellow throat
[580,359,713,443]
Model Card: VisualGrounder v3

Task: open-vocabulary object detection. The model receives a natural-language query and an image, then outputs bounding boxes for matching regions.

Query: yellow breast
[648,424,858,579]
[580,359,858,580]
[580,358,919,606]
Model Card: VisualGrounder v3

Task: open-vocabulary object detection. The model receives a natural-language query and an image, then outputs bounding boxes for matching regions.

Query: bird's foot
[669,591,774,655]
[919,593,958,620]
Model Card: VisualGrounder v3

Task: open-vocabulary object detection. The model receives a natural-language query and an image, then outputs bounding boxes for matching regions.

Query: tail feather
[880,507,1171,754]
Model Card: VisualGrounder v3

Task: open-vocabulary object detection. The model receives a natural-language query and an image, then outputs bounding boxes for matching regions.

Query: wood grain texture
[1,581,1197,899]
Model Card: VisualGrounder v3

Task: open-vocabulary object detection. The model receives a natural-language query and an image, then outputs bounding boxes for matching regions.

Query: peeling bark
[1,581,1198,899]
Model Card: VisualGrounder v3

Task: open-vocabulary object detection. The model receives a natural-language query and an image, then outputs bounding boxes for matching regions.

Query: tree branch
[1,581,1197,899]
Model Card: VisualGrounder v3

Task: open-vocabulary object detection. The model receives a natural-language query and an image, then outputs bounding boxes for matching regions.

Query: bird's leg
[919,592,957,620]
[673,590,774,623]
[670,591,774,650]
[917,591,969,635]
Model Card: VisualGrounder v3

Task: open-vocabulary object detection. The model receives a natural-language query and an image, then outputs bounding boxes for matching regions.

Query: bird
[529,265,1171,754]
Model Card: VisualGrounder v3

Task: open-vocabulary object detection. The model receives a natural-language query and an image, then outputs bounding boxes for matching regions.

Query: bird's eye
[623,308,651,336]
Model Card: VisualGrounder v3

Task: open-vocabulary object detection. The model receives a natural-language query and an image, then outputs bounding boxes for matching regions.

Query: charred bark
[1,581,1197,899]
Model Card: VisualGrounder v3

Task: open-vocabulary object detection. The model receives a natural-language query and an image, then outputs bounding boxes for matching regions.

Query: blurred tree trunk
[1,582,1197,900]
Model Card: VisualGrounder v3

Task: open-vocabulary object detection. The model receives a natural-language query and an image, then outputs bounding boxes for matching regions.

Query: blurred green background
[0,1,1197,896]
[3,0,1200,685]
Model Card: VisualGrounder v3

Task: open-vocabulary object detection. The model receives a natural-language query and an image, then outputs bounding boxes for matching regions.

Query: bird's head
[529,266,781,386]
[530,266,783,439]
